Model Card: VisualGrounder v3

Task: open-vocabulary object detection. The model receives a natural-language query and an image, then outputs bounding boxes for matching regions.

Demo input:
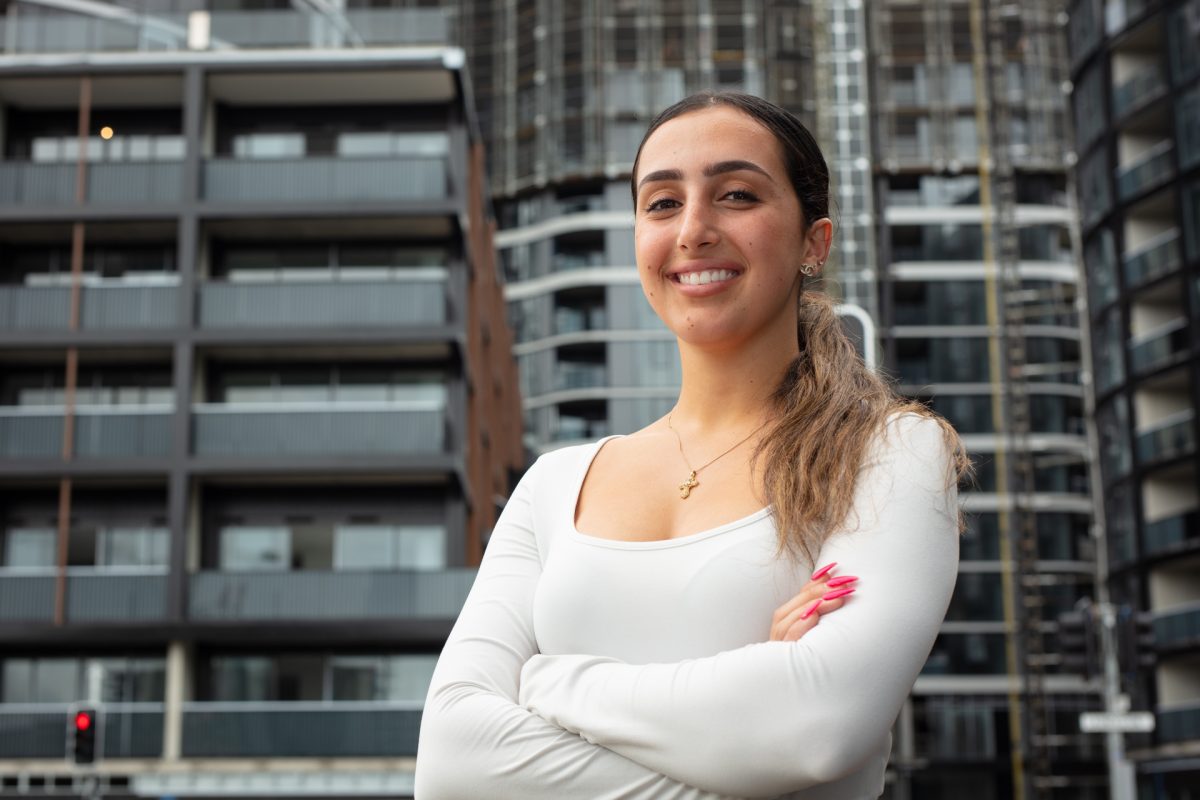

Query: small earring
[800,263,819,277]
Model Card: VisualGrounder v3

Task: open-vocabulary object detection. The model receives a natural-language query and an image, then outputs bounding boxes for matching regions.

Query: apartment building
[0,2,521,797]
[1070,0,1200,795]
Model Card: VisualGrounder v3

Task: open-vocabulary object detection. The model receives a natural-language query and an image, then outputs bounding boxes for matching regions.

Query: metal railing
[1129,319,1190,374]
[0,703,164,759]
[181,702,422,758]
[188,569,475,621]
[199,277,446,328]
[1122,229,1182,289]
[192,402,445,457]
[0,406,173,459]
[1144,511,1200,556]
[203,156,447,204]
[0,161,184,207]
[0,568,168,623]
[1158,702,1200,745]
[1135,410,1196,464]
[1112,65,1166,119]
[1153,602,1200,650]
[1116,142,1176,201]
[0,284,179,331]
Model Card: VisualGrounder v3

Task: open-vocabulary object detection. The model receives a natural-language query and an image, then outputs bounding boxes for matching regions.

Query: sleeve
[414,455,736,800]
[516,415,960,799]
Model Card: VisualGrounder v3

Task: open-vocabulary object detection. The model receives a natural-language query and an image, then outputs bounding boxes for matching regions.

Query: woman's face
[633,105,826,352]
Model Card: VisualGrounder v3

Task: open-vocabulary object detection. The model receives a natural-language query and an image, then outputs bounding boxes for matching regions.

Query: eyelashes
[642,189,761,214]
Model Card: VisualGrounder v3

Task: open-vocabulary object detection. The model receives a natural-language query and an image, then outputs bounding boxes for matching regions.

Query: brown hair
[631,91,971,562]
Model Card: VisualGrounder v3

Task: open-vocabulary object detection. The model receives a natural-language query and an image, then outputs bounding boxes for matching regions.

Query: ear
[802,217,834,267]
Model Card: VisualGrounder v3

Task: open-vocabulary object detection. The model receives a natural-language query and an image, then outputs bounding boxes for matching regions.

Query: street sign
[1078,711,1155,733]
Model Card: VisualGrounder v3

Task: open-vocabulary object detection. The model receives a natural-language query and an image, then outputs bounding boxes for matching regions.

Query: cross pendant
[678,471,698,499]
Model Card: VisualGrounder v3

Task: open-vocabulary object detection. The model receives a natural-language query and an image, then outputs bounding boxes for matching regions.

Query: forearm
[518,416,959,796]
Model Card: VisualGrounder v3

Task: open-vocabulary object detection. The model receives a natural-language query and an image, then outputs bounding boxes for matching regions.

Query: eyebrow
[636,159,773,191]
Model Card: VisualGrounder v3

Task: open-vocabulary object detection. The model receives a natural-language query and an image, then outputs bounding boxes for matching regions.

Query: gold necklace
[666,412,765,499]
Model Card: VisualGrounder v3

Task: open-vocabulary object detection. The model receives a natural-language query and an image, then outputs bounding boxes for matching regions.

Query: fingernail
[822,587,855,601]
[811,562,837,580]
[826,575,858,587]
[800,598,822,620]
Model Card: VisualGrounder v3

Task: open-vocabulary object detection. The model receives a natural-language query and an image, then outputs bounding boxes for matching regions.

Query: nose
[677,200,719,252]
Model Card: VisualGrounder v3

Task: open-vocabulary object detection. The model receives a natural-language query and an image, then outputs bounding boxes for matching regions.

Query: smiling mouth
[673,269,740,286]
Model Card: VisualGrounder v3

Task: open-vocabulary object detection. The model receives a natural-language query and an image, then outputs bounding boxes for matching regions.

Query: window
[1085,228,1118,311]
[336,132,448,158]
[219,526,290,571]
[2,527,55,568]
[1178,85,1200,171]
[1073,62,1106,151]
[1168,0,1200,85]
[96,526,168,568]
[1077,148,1112,229]
[231,133,305,159]
[333,524,446,571]
[1096,395,1131,484]
[330,655,437,701]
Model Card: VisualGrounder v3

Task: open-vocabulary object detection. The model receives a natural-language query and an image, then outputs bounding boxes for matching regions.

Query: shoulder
[519,436,623,492]
[866,411,960,487]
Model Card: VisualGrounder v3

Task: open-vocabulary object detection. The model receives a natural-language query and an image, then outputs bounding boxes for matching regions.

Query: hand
[768,562,858,642]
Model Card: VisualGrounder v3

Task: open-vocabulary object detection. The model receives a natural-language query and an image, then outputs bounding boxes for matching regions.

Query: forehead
[636,105,786,179]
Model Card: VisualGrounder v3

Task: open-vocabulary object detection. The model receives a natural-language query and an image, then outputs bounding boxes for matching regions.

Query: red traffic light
[74,711,92,732]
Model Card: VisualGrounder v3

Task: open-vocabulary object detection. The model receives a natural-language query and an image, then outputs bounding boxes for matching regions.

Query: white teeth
[679,270,736,285]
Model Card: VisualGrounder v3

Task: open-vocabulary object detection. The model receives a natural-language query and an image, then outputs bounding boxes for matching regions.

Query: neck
[671,325,799,435]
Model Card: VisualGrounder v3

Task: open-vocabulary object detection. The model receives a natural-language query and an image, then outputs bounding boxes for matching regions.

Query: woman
[415,91,969,799]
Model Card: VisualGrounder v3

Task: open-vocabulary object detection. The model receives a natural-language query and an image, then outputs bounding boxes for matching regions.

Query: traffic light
[68,707,98,765]
[1058,608,1099,679]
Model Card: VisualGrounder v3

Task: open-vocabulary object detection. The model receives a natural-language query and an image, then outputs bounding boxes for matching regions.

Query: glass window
[1178,85,1200,171]
[3,526,55,568]
[1168,0,1200,85]
[96,658,166,702]
[219,526,290,571]
[946,573,1004,621]
[232,133,305,159]
[1096,395,1131,484]
[336,132,448,158]
[1078,148,1112,229]
[953,115,978,161]
[1085,228,1119,311]
[923,633,1007,675]
[331,655,437,702]
[1184,180,1200,262]
[1,658,80,703]
[1073,62,1106,151]
[1069,0,1103,65]
[891,224,984,261]
[1092,308,1125,394]
[209,656,274,701]
[333,524,446,571]
[96,526,168,568]
[1018,225,1072,262]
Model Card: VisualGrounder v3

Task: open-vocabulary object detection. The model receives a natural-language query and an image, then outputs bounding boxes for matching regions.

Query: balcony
[1153,603,1200,651]
[198,276,446,329]
[1159,702,1200,745]
[1116,143,1176,202]
[188,569,475,622]
[0,281,179,332]
[1129,319,1191,374]
[0,161,185,208]
[1145,512,1200,557]
[0,568,169,624]
[1136,411,1196,464]
[202,157,447,205]
[0,407,173,459]
[1122,230,1182,290]
[181,702,419,758]
[0,704,163,759]
[554,364,608,391]
[1112,65,1166,119]
[192,403,444,458]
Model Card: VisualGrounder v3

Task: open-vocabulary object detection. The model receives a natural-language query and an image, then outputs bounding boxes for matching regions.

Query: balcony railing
[554,365,608,391]
[1129,319,1190,374]
[188,569,475,621]
[203,157,447,204]
[0,568,168,624]
[1136,411,1196,464]
[0,406,173,459]
[198,276,446,328]
[1122,230,1182,290]
[1153,602,1200,650]
[1159,702,1200,745]
[0,283,180,331]
[0,161,185,207]
[192,402,444,457]
[1116,143,1176,201]
[1144,511,1200,557]
[0,7,448,54]
[1112,65,1166,119]
[0,704,163,759]
[182,702,421,758]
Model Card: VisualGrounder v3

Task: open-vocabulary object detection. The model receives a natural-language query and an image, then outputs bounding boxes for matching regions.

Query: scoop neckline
[567,434,773,550]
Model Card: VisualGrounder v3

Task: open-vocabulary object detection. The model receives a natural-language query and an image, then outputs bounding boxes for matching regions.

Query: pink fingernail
[822,587,855,601]
[811,562,837,580]
[826,575,858,587]
[800,599,822,620]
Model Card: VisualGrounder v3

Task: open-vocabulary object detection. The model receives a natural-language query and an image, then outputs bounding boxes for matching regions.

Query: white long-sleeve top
[415,413,959,799]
